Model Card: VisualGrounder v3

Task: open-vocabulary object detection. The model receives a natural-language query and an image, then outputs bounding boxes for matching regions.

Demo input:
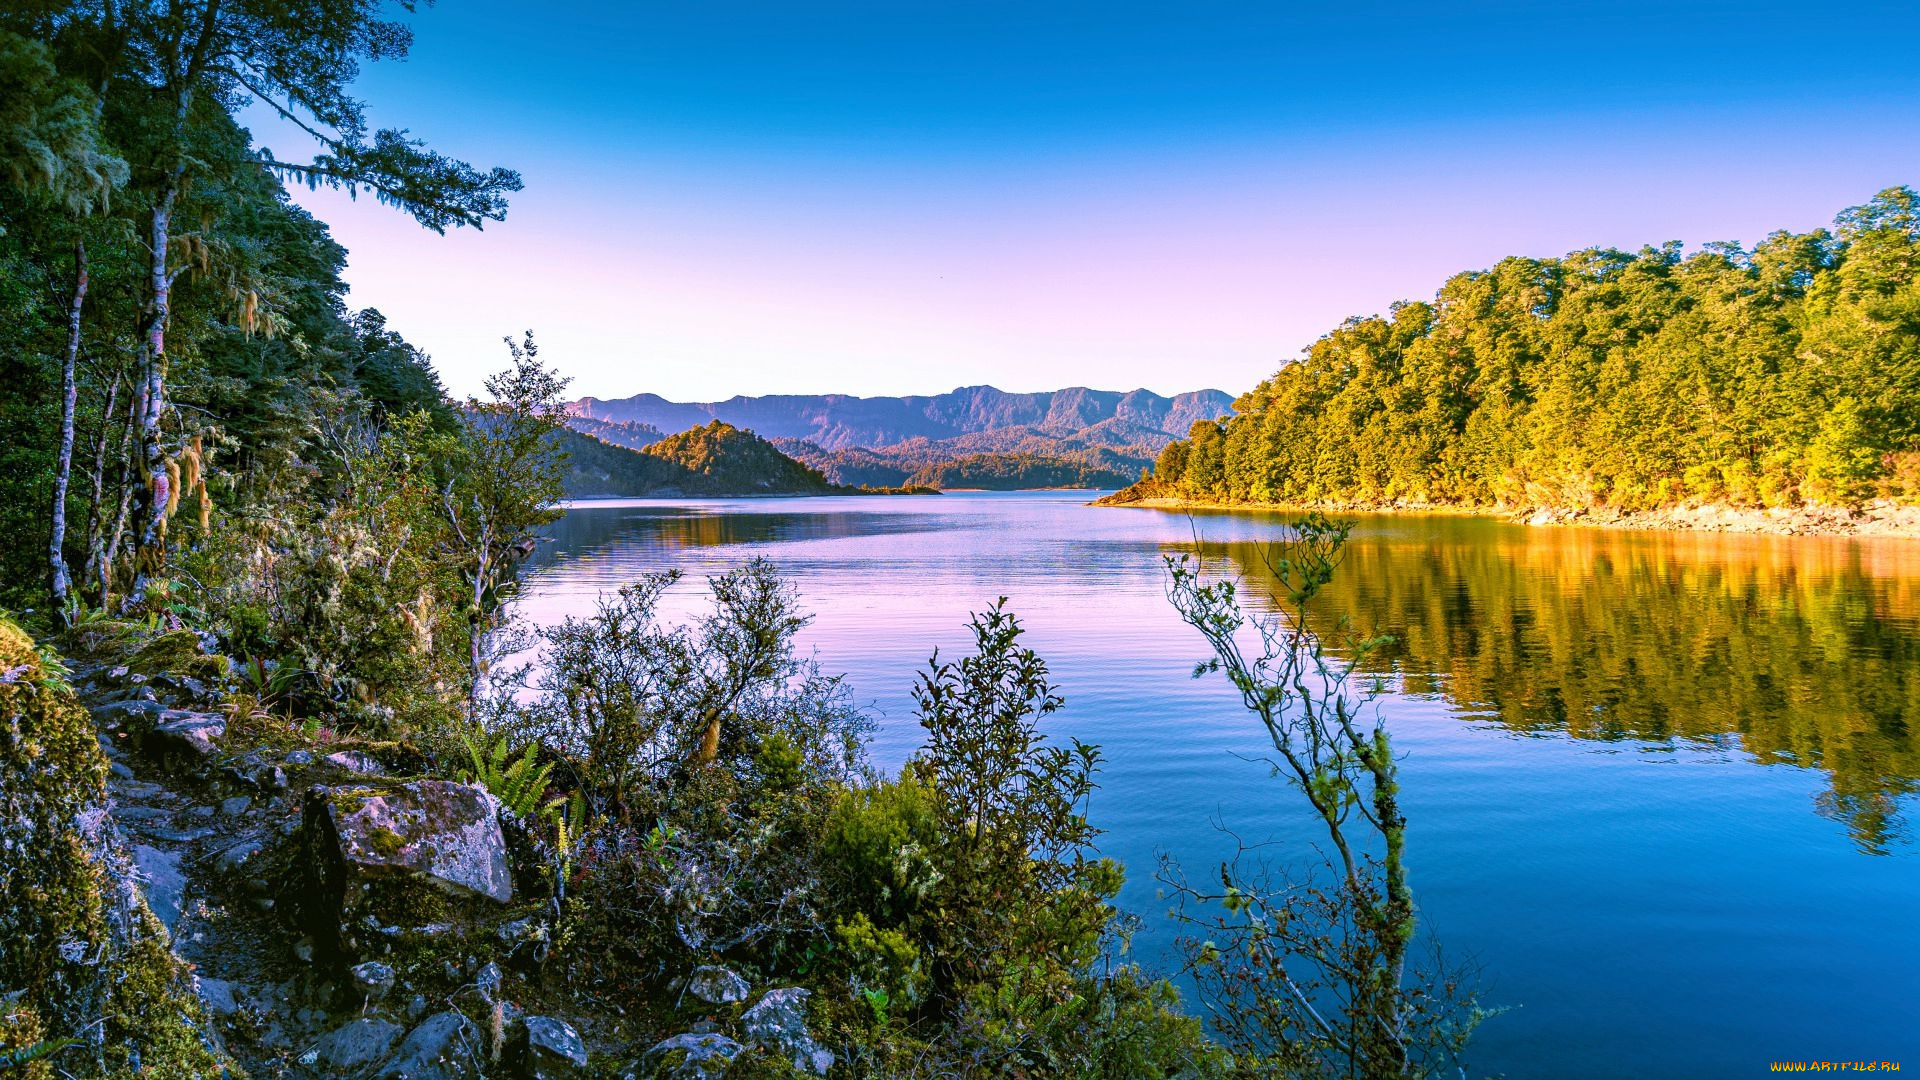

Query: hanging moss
[0,618,225,1077]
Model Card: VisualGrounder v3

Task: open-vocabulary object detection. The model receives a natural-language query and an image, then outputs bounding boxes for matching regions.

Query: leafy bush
[821,772,941,929]
[908,600,1113,997]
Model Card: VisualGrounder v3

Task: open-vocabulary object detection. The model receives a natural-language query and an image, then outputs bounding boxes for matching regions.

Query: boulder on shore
[304,780,512,902]
[296,779,512,961]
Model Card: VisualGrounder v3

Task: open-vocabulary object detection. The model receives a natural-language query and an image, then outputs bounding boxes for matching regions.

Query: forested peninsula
[1103,189,1920,536]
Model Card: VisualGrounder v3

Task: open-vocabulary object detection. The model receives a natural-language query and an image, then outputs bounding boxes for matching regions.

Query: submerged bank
[1093,483,1920,538]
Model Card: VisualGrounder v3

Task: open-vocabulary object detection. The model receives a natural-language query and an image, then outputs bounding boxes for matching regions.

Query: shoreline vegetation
[1105,189,1920,540]
[1095,482,1920,538]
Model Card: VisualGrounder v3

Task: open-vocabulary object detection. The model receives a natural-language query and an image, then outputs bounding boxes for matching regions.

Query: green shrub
[821,772,941,929]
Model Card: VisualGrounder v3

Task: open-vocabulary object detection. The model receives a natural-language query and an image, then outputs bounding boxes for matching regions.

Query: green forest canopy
[1144,188,1920,513]
[0,4,514,612]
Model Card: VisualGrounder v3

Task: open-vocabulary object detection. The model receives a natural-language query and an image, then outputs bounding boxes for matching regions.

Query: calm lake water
[520,491,1920,1078]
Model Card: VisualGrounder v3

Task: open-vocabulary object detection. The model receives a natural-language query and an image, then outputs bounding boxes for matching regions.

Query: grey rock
[304,780,513,903]
[407,994,429,1022]
[351,960,397,1003]
[742,987,832,1075]
[644,1033,743,1080]
[130,843,186,933]
[216,837,267,877]
[110,761,134,780]
[313,1017,405,1072]
[196,976,241,1018]
[254,764,289,791]
[115,778,166,800]
[513,1015,587,1079]
[474,960,504,1001]
[221,795,252,816]
[90,697,163,726]
[139,824,214,843]
[685,964,749,1005]
[149,710,226,757]
[377,1011,483,1079]
[285,749,315,766]
[325,750,386,775]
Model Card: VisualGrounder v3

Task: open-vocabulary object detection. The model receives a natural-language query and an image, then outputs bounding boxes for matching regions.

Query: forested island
[562,421,846,498]
[1104,190,1920,536]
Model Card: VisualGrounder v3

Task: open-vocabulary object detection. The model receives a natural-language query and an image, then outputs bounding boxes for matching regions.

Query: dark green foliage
[797,601,1228,1076]
[822,773,942,929]
[499,567,1221,1075]
[908,602,1113,991]
[1136,188,1920,513]
[904,450,1139,490]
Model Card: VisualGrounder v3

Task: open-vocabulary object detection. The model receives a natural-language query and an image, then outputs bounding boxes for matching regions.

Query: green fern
[552,790,591,888]
[0,1037,77,1071]
[460,735,556,820]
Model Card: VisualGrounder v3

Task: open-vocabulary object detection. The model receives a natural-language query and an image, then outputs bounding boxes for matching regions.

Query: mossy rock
[0,617,226,1078]
[126,628,229,684]
[0,999,53,1079]
[293,780,513,969]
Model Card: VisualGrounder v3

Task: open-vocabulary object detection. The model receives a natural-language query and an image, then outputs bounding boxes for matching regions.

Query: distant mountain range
[565,385,1235,490]
[567,385,1235,452]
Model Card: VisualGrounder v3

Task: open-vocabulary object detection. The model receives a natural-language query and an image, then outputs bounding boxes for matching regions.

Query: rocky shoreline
[1093,487,1920,539]
[3,621,833,1079]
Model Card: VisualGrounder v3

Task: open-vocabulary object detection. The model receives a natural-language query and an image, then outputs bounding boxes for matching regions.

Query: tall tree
[0,27,125,616]
[66,0,523,605]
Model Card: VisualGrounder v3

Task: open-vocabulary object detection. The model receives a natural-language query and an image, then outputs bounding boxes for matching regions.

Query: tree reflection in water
[1205,523,1920,853]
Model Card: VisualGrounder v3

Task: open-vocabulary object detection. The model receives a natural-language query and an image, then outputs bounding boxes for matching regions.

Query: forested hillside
[776,432,1154,489]
[642,420,839,494]
[1126,188,1920,514]
[903,452,1138,490]
[566,414,665,452]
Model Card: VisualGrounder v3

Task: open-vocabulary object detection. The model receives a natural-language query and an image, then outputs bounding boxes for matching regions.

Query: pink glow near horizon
[285,106,1920,403]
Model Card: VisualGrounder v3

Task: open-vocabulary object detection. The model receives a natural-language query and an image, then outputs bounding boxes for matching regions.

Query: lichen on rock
[295,778,513,965]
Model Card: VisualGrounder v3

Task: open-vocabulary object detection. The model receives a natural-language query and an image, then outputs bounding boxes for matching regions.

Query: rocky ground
[1517,499,1920,537]
[1095,487,1920,539]
[66,635,830,1079]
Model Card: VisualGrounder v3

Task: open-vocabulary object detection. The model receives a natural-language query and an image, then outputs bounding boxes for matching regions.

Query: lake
[519,491,1920,1078]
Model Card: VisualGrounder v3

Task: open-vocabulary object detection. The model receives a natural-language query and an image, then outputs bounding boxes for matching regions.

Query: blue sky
[269,1,1920,400]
